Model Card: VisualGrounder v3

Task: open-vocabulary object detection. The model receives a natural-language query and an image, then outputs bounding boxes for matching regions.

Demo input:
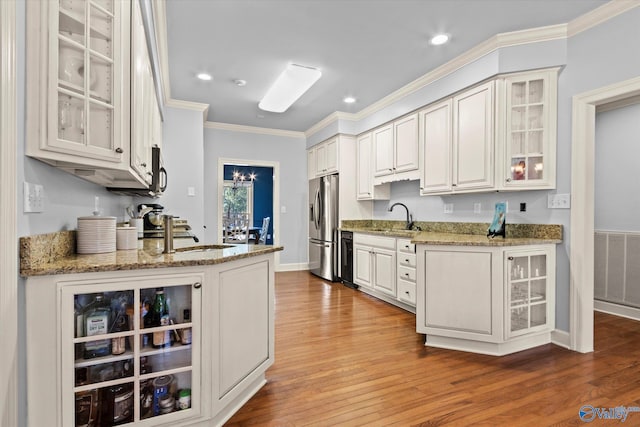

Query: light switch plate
[548,193,571,209]
[187,186,195,197]
[24,182,44,213]
[444,203,453,214]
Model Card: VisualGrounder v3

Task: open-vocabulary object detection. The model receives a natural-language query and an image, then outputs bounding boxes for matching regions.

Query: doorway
[216,158,279,248]
[570,76,640,353]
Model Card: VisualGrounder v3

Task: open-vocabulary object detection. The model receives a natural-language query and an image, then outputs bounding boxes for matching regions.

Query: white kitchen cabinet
[27,270,205,427]
[505,248,555,339]
[26,0,130,174]
[396,238,416,306]
[419,99,452,194]
[452,81,495,192]
[24,255,276,427]
[356,132,390,200]
[416,244,556,355]
[308,137,339,177]
[26,0,161,189]
[130,0,159,186]
[419,81,494,195]
[353,234,396,297]
[373,113,420,184]
[497,68,558,190]
[214,259,274,418]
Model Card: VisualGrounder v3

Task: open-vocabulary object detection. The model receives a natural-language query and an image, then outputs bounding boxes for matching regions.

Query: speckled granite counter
[341,220,562,246]
[20,230,283,277]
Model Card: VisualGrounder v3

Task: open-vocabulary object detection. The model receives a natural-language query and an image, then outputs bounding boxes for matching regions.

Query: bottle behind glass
[151,289,170,348]
[83,294,111,359]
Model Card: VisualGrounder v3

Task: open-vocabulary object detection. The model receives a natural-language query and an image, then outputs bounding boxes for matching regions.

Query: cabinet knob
[405,259,410,263]
[193,282,202,289]
[147,172,153,176]
[506,178,512,182]
[405,291,410,295]
[115,147,123,154]
[141,163,147,168]
[404,273,410,277]
[508,256,514,261]
[452,183,457,187]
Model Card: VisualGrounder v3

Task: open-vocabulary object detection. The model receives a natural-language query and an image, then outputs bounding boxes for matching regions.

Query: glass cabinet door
[506,251,548,338]
[502,69,557,190]
[62,275,201,426]
[54,0,124,161]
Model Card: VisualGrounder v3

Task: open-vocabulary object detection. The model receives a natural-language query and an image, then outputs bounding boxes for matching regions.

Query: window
[223,180,253,222]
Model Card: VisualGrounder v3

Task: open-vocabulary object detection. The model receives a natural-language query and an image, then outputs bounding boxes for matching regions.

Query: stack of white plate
[77,215,116,254]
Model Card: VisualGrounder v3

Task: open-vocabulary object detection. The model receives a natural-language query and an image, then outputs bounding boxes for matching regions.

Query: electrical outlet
[24,182,44,213]
[473,203,481,214]
[187,186,195,196]
[548,193,571,209]
[444,203,453,214]
[520,202,526,212]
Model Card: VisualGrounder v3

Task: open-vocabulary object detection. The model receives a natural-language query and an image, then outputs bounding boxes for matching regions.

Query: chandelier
[231,170,256,191]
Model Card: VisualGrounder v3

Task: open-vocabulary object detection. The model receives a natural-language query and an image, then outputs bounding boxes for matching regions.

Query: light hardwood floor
[226,271,640,426]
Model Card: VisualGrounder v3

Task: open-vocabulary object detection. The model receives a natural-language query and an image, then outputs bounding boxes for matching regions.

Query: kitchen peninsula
[341,220,562,356]
[20,231,282,427]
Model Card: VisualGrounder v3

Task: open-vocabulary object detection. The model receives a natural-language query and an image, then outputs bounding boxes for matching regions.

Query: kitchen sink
[175,244,235,252]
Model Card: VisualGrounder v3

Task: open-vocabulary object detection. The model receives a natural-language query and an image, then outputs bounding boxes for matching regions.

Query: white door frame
[0,0,18,425]
[217,157,280,268]
[570,75,640,353]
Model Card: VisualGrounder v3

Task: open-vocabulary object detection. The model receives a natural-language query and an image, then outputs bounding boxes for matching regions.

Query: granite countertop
[341,220,563,246]
[20,231,283,277]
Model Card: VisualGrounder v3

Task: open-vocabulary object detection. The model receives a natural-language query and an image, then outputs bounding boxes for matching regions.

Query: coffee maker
[139,204,165,232]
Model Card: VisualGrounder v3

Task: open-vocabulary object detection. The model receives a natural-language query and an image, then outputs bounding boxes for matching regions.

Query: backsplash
[341,219,562,240]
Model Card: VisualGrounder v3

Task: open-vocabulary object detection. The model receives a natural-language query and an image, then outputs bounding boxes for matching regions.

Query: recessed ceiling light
[343,96,356,104]
[430,34,450,46]
[234,79,247,87]
[197,73,212,81]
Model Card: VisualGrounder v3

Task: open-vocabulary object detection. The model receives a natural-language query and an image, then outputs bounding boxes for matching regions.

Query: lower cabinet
[25,255,275,427]
[353,233,416,312]
[416,244,555,355]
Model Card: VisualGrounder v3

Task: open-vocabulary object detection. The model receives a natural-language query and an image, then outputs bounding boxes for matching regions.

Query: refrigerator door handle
[314,188,322,230]
[309,240,331,248]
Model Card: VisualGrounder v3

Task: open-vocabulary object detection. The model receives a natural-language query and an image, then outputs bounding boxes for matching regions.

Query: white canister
[77,215,116,254]
[129,218,144,238]
[116,226,138,250]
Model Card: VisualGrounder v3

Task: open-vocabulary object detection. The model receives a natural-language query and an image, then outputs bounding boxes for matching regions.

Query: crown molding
[165,98,210,121]
[304,111,357,138]
[204,121,306,139]
[305,23,569,137]
[568,0,640,37]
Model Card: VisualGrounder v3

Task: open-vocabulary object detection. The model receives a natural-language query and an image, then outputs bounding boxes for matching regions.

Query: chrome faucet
[163,215,175,254]
[388,202,414,230]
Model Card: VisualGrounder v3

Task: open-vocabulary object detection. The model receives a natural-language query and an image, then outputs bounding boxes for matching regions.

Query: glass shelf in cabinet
[74,350,135,367]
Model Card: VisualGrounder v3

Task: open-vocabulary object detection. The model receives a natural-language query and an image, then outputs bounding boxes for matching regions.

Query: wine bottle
[151,289,170,348]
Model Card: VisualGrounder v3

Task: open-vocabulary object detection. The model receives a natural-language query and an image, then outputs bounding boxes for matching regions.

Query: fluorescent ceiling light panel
[259,64,322,113]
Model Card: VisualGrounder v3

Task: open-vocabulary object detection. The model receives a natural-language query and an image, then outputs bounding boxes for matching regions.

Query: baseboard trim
[551,329,571,350]
[595,300,640,322]
[276,263,308,272]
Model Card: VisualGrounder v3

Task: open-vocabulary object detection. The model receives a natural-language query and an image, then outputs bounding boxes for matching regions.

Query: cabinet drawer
[397,278,416,305]
[398,253,416,268]
[397,239,415,253]
[398,265,416,282]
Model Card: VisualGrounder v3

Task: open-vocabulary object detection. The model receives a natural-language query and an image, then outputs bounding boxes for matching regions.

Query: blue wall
[223,164,274,244]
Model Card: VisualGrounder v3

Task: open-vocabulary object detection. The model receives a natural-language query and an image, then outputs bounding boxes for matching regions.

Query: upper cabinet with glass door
[26,0,130,171]
[498,68,558,190]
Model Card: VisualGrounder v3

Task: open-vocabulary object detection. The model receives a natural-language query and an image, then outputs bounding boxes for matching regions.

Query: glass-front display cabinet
[61,275,201,426]
[501,68,558,190]
[506,250,551,339]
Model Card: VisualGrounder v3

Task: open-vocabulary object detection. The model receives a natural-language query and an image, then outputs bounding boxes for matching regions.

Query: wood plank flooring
[225,271,640,426]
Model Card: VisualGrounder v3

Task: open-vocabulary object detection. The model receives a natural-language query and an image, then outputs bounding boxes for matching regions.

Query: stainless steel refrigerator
[309,174,339,281]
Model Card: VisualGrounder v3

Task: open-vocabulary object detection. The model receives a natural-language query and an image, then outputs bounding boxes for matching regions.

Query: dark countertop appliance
[107,146,167,197]
[139,203,164,231]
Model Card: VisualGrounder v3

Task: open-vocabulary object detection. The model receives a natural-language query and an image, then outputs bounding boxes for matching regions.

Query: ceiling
[164,0,607,133]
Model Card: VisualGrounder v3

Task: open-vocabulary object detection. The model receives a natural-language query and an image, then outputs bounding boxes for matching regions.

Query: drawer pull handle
[193,282,202,289]
[115,147,123,153]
